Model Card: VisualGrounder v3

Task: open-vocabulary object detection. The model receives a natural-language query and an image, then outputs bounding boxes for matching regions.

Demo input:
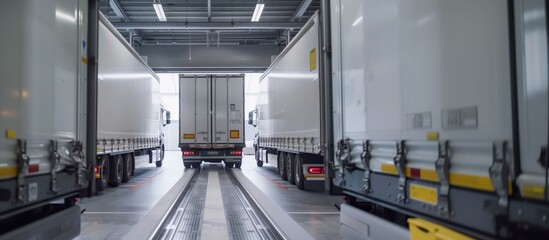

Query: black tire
[256,160,263,167]
[160,145,165,161]
[279,153,288,180]
[184,162,191,168]
[97,156,109,191]
[108,155,123,187]
[286,153,295,184]
[122,154,133,183]
[192,162,201,169]
[226,162,234,168]
[155,160,163,167]
[295,155,305,190]
[235,161,242,168]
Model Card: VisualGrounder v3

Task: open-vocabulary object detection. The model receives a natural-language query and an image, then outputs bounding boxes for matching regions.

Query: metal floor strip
[159,165,209,240]
[219,170,278,240]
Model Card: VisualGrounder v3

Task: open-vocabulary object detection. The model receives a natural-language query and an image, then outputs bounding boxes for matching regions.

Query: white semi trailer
[179,74,245,168]
[330,0,549,239]
[0,0,89,238]
[94,14,170,191]
[248,13,326,190]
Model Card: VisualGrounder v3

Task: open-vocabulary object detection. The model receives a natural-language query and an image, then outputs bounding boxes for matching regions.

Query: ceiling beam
[290,0,314,22]
[282,0,313,43]
[112,22,304,30]
[109,0,140,44]
[207,0,211,21]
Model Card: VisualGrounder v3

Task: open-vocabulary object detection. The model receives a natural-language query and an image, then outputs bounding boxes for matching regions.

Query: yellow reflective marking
[0,166,17,178]
[449,173,494,192]
[426,131,439,141]
[230,130,239,139]
[309,48,316,71]
[410,183,438,205]
[81,57,88,64]
[522,184,545,200]
[183,134,195,139]
[5,130,16,139]
[380,164,398,175]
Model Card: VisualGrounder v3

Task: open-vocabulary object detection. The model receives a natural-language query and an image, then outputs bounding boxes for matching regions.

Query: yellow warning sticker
[183,134,195,139]
[5,130,16,139]
[410,183,438,205]
[309,48,316,71]
[230,130,240,139]
[426,131,439,141]
[81,57,88,64]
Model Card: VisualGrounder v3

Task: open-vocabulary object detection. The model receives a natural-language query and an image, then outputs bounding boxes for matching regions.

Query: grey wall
[139,45,281,72]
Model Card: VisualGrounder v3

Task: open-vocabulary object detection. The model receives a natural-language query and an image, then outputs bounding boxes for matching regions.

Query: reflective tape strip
[304,174,325,179]
[380,163,398,175]
[521,184,545,200]
[0,166,17,179]
[406,168,439,182]
[377,164,512,194]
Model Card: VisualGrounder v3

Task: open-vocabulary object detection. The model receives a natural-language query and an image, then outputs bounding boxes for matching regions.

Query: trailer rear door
[180,75,244,146]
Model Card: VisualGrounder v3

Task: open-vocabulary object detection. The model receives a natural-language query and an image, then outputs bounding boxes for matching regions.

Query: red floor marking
[130,169,166,191]
[253,168,287,190]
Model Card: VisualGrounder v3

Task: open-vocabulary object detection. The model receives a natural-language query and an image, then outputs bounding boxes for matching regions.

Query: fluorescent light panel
[153,3,167,22]
[251,3,264,22]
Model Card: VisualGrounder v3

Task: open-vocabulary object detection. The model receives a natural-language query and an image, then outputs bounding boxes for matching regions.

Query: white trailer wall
[331,0,514,186]
[257,15,321,154]
[0,0,88,179]
[97,16,160,152]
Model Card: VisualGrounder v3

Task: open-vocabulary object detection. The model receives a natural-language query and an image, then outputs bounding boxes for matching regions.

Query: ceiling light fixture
[153,1,167,22]
[251,0,265,22]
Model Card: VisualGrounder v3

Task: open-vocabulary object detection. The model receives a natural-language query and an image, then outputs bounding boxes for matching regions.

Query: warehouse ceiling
[99,0,320,47]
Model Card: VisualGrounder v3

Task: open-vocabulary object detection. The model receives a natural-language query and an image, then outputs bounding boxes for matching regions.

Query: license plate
[204,151,219,156]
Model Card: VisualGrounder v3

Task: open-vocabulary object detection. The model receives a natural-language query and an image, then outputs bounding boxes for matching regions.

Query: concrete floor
[77,151,343,240]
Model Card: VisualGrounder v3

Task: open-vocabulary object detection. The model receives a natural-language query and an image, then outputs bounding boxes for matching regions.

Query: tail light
[230,150,242,156]
[307,167,325,174]
[94,167,100,179]
[183,151,195,156]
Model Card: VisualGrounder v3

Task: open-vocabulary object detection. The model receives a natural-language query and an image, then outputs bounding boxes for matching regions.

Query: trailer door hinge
[489,141,509,213]
[49,140,60,194]
[361,140,372,193]
[16,139,30,203]
[394,141,407,204]
[435,141,450,218]
[335,138,351,187]
[70,140,86,187]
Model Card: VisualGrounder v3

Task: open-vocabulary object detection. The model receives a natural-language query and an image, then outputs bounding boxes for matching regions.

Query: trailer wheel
[108,155,123,187]
[235,161,241,168]
[98,155,109,191]
[160,145,165,161]
[295,155,305,190]
[225,162,234,168]
[278,152,288,180]
[183,162,191,168]
[286,153,296,184]
[256,160,263,167]
[122,154,133,183]
[155,160,163,167]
